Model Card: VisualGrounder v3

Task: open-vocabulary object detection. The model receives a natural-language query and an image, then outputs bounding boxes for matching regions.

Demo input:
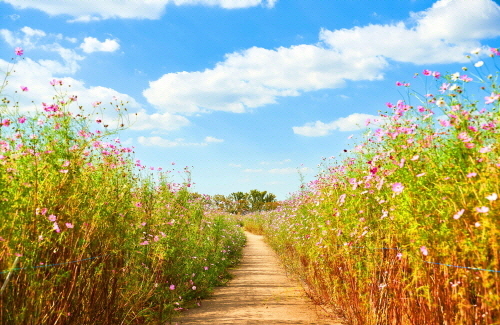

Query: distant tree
[212,190,278,214]
[228,192,249,214]
[248,189,276,212]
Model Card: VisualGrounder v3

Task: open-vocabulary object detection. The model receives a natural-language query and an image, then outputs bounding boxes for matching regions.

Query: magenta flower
[20,86,28,92]
[15,47,23,56]
[169,284,176,290]
[491,47,500,56]
[18,116,27,124]
[420,246,428,256]
[422,69,431,76]
[391,182,404,194]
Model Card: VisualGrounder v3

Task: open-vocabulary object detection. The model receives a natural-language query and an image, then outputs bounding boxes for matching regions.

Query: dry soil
[172,231,344,324]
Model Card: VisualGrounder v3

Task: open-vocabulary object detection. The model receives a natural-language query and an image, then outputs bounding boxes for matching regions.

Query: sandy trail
[173,231,343,324]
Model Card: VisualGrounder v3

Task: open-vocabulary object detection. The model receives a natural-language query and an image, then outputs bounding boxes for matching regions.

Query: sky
[1,0,500,200]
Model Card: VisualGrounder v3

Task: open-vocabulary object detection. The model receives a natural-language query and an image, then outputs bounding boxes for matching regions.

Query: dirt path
[173,231,343,324]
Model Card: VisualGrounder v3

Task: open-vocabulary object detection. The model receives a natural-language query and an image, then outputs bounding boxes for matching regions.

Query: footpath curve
[173,231,343,324]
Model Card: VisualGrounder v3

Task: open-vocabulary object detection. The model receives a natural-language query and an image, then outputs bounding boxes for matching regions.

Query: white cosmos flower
[474,61,484,68]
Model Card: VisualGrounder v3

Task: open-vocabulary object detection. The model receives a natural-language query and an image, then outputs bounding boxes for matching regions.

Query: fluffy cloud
[0,57,141,120]
[128,110,190,131]
[143,0,500,115]
[143,45,387,114]
[2,0,277,21]
[319,0,500,65]
[137,136,222,147]
[293,113,381,137]
[204,136,224,143]
[80,37,120,53]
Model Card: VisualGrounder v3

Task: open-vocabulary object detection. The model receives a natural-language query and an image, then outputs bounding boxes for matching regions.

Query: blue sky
[1,0,500,200]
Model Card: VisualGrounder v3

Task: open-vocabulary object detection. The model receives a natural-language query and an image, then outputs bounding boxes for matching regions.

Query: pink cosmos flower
[50,79,63,86]
[439,119,451,127]
[391,182,404,194]
[491,47,500,56]
[15,47,23,56]
[479,146,492,153]
[453,209,465,220]
[476,206,489,213]
[20,86,28,92]
[48,214,57,221]
[460,75,472,82]
[18,116,27,124]
[467,172,477,178]
[422,69,431,76]
[169,284,176,290]
[465,143,475,149]
[439,83,450,93]
[140,240,149,245]
[484,92,500,104]
[420,246,428,256]
[65,223,74,228]
[192,286,197,290]
[432,71,441,79]
[53,222,61,233]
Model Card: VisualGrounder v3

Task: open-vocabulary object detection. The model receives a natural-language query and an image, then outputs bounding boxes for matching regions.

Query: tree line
[211,189,279,214]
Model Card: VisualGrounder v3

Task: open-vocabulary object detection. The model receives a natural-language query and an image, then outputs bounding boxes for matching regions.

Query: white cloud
[229,163,242,168]
[143,45,387,114]
[319,0,500,65]
[293,113,380,137]
[137,135,223,147]
[128,110,190,131]
[2,0,276,21]
[143,0,500,115]
[0,57,141,126]
[80,37,120,53]
[0,27,85,73]
[0,26,47,49]
[204,136,224,143]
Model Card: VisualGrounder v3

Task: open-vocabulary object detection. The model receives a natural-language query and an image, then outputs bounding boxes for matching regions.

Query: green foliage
[0,55,245,324]
[251,52,500,324]
[211,189,278,214]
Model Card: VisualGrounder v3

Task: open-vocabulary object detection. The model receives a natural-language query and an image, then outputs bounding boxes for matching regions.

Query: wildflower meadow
[0,49,245,324]
[243,48,500,325]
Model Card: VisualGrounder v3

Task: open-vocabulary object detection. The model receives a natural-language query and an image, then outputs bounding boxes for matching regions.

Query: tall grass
[244,48,500,325]
[0,49,245,324]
